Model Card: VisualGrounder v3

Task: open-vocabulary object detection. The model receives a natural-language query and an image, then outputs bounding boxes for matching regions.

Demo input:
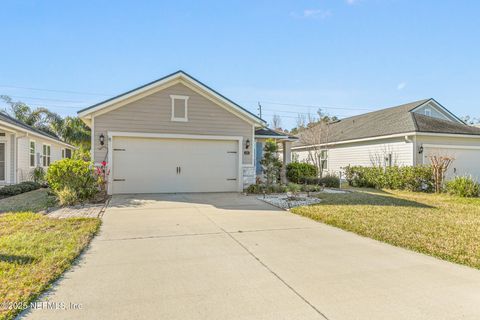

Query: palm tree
[0,95,91,149]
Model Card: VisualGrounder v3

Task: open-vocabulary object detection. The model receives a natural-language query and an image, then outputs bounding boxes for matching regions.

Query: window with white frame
[425,108,432,117]
[319,150,328,171]
[42,144,51,166]
[30,141,36,167]
[170,95,189,122]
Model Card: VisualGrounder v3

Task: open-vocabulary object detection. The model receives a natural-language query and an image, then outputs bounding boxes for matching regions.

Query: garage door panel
[424,147,480,181]
[112,137,239,194]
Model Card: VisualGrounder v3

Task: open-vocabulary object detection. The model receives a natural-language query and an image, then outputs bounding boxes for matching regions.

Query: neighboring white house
[78,70,295,195]
[0,112,74,185]
[292,99,480,181]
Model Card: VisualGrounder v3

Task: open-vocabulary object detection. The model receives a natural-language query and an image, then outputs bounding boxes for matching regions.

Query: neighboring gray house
[78,71,294,194]
[292,99,480,181]
[0,112,73,185]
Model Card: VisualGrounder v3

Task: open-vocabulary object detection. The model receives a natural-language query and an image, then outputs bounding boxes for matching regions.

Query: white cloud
[346,0,359,5]
[397,82,407,90]
[291,9,332,19]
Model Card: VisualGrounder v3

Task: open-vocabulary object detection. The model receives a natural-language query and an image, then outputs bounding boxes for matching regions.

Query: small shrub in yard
[56,186,80,206]
[286,162,318,183]
[344,165,434,192]
[445,176,480,197]
[301,174,340,188]
[29,166,46,184]
[286,183,302,193]
[46,159,99,204]
[300,184,323,192]
[245,183,287,194]
[0,181,41,197]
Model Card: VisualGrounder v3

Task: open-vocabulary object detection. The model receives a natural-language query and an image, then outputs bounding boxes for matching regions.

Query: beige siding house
[0,113,73,185]
[293,99,480,181]
[78,71,295,194]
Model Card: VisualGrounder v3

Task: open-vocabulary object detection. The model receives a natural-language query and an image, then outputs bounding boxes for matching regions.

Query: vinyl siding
[17,136,63,182]
[293,137,414,175]
[93,83,253,165]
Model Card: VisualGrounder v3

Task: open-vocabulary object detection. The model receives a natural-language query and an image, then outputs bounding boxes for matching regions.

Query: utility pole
[257,102,262,119]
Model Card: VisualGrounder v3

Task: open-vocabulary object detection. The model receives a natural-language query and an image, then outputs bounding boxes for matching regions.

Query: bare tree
[271,114,282,130]
[297,120,330,176]
[369,146,399,168]
[428,154,455,193]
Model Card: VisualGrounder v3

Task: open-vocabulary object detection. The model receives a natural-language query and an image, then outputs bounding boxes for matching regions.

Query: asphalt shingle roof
[294,98,480,146]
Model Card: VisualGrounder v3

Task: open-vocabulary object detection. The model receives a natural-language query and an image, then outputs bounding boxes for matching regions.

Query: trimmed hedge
[344,165,434,192]
[0,181,41,197]
[445,176,480,197]
[286,162,318,183]
[301,174,340,188]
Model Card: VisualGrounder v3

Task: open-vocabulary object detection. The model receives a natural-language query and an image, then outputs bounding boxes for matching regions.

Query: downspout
[404,135,416,166]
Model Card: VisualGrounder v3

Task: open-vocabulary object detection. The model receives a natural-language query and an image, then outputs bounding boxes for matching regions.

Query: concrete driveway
[23,193,480,320]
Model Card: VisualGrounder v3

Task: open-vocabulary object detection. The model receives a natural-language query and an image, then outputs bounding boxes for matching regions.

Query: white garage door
[424,146,480,181]
[111,137,239,194]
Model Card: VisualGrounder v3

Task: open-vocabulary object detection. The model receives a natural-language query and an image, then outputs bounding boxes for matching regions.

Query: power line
[0,85,111,97]
[4,95,88,104]
[256,100,373,111]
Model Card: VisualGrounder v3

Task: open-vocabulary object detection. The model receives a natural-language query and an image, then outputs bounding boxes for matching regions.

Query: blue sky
[1,0,479,129]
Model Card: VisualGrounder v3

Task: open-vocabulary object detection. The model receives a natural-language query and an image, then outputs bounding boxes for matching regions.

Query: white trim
[78,72,265,126]
[42,143,51,167]
[170,95,189,122]
[415,132,480,139]
[106,132,244,195]
[29,139,36,168]
[422,144,480,151]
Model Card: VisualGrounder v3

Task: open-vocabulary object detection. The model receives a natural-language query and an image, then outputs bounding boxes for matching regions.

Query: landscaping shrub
[56,186,80,206]
[245,183,287,194]
[344,165,434,192]
[300,184,323,192]
[46,159,99,204]
[0,181,41,197]
[286,162,318,183]
[29,166,46,184]
[300,174,340,188]
[286,183,302,193]
[445,176,480,197]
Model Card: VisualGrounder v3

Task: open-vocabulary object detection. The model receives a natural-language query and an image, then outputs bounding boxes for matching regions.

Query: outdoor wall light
[245,139,250,149]
[99,133,105,146]
[418,145,424,154]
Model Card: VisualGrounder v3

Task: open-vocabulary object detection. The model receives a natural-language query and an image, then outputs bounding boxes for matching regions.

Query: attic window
[424,108,432,117]
[170,95,189,122]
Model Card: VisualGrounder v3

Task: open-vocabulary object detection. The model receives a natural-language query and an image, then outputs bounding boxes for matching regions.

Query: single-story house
[78,71,295,194]
[0,112,74,185]
[292,98,480,181]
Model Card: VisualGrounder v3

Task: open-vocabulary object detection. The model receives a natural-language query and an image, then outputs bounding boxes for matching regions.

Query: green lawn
[291,188,480,269]
[0,189,57,213]
[0,212,101,320]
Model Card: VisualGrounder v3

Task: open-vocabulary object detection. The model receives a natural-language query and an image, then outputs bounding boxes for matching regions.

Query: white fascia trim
[170,95,189,122]
[291,132,417,150]
[415,132,480,139]
[106,132,244,195]
[79,72,265,126]
[423,144,480,150]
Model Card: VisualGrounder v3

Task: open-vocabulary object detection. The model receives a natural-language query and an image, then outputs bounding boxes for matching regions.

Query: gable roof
[0,112,73,147]
[294,98,480,147]
[78,70,265,125]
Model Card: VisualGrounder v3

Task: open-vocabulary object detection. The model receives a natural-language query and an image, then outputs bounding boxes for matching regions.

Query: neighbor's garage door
[424,146,480,181]
[111,137,239,194]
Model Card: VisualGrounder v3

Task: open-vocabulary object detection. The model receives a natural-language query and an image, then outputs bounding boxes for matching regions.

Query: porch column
[280,141,292,184]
